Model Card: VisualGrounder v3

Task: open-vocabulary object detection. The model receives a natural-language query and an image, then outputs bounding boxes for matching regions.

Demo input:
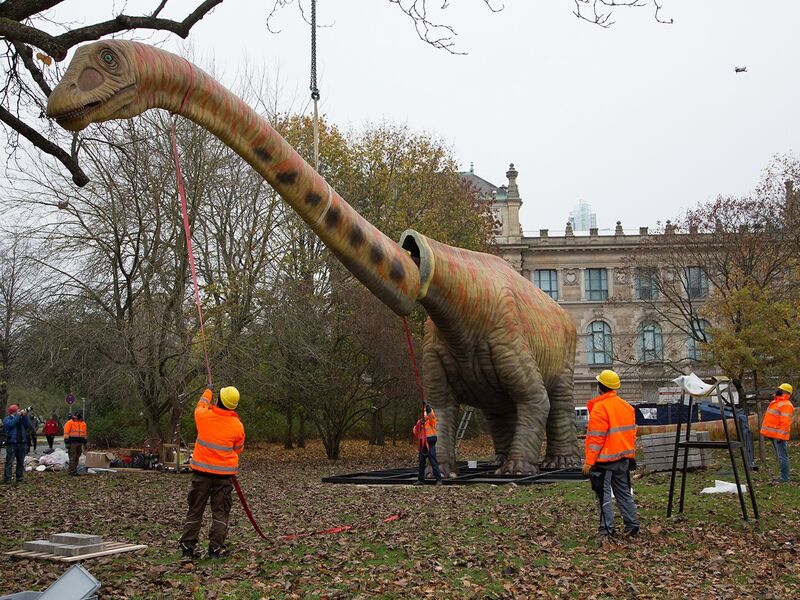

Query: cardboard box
[84,452,115,469]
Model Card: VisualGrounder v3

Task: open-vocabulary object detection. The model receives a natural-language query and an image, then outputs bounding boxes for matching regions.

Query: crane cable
[310,0,320,171]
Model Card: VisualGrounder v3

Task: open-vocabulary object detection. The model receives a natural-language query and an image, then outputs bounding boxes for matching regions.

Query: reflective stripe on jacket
[63,419,87,443]
[584,391,637,465]
[760,394,793,441]
[191,389,245,476]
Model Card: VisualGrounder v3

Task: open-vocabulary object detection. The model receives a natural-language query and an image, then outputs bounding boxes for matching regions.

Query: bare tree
[0,0,224,187]
[6,109,284,443]
[626,185,800,399]
[0,233,41,413]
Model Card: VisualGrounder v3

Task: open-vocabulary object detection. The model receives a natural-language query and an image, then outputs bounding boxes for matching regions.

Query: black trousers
[179,471,233,551]
[46,435,55,449]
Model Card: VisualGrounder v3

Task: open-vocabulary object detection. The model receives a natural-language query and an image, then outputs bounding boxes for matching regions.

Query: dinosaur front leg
[542,366,582,469]
[422,348,459,478]
[491,350,550,476]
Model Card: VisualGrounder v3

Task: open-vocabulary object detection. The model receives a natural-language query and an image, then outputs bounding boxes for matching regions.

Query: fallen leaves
[0,438,799,598]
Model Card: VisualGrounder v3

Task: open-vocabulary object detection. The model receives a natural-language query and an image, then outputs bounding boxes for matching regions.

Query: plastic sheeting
[700,480,748,494]
[672,373,716,397]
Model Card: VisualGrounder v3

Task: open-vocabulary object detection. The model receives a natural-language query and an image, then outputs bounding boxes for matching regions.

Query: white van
[575,406,589,431]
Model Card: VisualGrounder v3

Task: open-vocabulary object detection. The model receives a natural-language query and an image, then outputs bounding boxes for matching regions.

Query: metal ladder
[455,406,475,451]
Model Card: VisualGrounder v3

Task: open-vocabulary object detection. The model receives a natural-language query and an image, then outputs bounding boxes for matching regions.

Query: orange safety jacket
[63,419,87,444]
[584,390,637,465]
[760,394,793,441]
[412,410,437,448]
[191,389,245,476]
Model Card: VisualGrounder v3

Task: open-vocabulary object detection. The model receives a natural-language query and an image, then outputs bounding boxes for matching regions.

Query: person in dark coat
[3,405,32,485]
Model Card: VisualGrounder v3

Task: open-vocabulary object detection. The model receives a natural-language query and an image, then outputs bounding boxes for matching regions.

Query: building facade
[465,164,714,404]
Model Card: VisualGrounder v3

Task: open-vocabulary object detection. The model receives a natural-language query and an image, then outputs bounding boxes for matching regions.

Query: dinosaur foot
[495,458,539,476]
[540,453,582,470]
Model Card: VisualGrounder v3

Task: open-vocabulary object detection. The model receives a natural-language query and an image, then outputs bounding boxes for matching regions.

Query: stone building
[462,164,714,404]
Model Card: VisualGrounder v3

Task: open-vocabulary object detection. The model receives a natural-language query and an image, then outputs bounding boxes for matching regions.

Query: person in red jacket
[179,385,245,561]
[583,369,640,542]
[760,383,793,483]
[43,414,61,450]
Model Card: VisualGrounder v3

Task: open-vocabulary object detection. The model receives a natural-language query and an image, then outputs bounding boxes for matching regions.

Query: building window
[584,268,608,301]
[638,322,664,363]
[587,321,613,365]
[635,267,659,301]
[534,269,558,300]
[684,266,709,299]
[688,318,711,361]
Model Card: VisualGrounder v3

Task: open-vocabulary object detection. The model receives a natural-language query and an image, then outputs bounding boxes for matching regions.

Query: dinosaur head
[47,40,141,131]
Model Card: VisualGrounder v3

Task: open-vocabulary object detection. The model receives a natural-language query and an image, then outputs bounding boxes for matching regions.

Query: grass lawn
[1,437,799,599]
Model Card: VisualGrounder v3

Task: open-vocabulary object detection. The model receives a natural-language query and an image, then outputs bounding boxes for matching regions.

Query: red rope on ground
[232,475,272,541]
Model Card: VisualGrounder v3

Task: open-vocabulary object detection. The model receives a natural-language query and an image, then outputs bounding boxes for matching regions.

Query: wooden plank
[4,542,147,562]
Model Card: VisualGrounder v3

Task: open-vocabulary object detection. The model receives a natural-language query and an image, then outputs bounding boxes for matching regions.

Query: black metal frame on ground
[322,462,586,485]
[666,377,759,520]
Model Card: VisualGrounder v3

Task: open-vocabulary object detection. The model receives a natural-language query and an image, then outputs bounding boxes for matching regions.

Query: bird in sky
[734,66,748,73]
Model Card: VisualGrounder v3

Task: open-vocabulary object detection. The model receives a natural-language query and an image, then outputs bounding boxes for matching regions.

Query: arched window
[638,322,663,363]
[586,321,613,365]
[688,318,711,361]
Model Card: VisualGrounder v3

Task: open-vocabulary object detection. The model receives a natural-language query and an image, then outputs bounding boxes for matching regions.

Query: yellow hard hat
[778,383,793,395]
[220,386,240,410]
[596,369,621,390]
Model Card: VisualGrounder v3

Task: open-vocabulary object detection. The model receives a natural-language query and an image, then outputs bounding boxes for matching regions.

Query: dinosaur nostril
[77,67,104,92]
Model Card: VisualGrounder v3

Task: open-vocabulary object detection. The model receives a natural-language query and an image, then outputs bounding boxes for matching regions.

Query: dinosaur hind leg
[542,365,581,469]
[483,409,515,466]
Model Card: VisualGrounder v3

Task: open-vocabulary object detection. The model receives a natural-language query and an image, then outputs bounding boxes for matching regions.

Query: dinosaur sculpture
[46,41,581,475]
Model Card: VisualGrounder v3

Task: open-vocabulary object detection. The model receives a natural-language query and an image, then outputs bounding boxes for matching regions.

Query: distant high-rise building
[568,201,597,231]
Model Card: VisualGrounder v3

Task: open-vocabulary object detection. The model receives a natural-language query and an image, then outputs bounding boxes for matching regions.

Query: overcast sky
[50,1,800,234]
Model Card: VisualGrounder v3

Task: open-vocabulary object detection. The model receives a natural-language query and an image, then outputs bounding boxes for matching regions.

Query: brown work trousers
[179,471,233,552]
[67,443,82,475]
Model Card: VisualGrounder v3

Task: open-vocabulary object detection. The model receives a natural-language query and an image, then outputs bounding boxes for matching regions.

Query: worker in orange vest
[582,369,640,542]
[63,412,88,476]
[759,383,793,483]
[179,385,245,561]
[412,403,442,485]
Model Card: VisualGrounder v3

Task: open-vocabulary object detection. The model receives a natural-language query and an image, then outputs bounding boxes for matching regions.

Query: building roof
[459,171,508,201]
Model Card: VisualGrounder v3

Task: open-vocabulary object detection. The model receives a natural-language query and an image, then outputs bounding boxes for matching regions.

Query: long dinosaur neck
[133,44,419,315]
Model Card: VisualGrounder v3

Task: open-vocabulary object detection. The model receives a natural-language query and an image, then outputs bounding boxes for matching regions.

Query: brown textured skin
[47,41,581,476]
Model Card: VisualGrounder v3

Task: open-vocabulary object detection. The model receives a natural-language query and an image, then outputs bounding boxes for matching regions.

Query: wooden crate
[638,431,712,473]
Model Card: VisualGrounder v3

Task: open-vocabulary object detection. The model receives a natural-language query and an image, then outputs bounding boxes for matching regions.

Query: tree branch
[0,104,89,185]
[0,0,224,61]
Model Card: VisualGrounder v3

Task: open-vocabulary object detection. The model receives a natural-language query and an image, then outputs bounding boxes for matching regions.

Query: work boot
[435,480,444,486]
[180,544,196,562]
[413,480,424,486]
[207,546,226,559]
[623,527,640,538]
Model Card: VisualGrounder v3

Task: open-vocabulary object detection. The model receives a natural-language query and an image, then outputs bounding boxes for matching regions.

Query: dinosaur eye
[100,50,117,67]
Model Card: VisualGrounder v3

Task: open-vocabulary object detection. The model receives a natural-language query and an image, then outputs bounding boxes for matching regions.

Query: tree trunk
[391,400,398,446]
[369,407,385,446]
[752,371,765,461]
[324,432,341,460]
[284,399,294,450]
[298,409,306,448]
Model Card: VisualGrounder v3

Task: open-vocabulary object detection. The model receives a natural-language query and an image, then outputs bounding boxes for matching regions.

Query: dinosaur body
[47,41,581,474]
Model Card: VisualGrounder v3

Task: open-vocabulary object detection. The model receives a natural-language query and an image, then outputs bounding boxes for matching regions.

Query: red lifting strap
[170,115,212,388]
[401,317,429,449]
